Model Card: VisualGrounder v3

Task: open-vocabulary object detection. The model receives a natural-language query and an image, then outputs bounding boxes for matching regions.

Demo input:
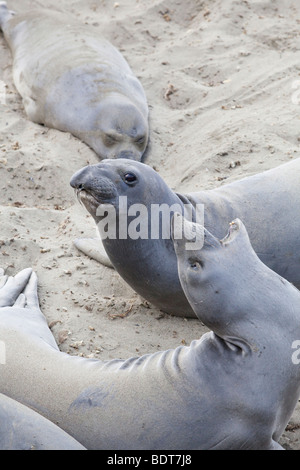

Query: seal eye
[136,136,145,146]
[123,172,137,185]
[189,259,203,270]
[104,134,118,147]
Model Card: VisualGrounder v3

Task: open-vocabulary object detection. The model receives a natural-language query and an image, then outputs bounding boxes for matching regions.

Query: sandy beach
[0,0,300,449]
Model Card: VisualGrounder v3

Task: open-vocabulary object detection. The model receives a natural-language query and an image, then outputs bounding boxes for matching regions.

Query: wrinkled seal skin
[1,218,300,450]
[70,157,300,318]
[0,393,86,450]
[172,216,300,450]
[0,2,149,160]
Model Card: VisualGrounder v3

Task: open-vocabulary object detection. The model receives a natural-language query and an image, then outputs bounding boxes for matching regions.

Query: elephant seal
[70,157,300,317]
[0,268,86,450]
[0,392,86,450]
[1,218,300,450]
[0,2,149,160]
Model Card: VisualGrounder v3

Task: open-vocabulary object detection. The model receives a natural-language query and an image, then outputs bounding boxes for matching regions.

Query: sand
[0,0,300,449]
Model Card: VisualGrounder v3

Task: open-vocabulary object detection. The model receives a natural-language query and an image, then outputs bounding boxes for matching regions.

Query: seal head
[172,214,290,337]
[70,159,178,222]
[70,159,196,316]
[89,96,149,161]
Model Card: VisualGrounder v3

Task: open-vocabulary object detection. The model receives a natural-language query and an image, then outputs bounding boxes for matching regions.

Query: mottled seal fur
[70,158,300,317]
[1,217,300,449]
[0,2,149,160]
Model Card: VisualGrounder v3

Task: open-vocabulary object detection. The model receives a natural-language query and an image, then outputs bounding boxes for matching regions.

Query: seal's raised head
[172,214,260,329]
[70,159,173,221]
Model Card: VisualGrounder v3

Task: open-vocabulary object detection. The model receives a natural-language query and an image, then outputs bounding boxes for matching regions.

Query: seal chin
[116,149,143,161]
[76,190,103,217]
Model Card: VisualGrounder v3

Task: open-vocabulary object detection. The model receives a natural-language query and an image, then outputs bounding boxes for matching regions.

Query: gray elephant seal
[70,157,300,318]
[0,392,85,450]
[172,215,300,450]
[0,2,149,160]
[1,218,300,450]
[0,268,86,450]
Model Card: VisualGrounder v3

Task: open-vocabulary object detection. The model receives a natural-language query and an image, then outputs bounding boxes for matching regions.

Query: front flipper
[73,238,114,269]
[0,268,59,350]
[0,268,32,307]
[271,441,284,450]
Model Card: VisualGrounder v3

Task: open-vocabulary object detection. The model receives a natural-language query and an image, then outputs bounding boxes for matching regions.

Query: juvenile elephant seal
[0,392,85,450]
[70,157,300,317]
[172,215,300,449]
[1,218,300,450]
[0,2,149,160]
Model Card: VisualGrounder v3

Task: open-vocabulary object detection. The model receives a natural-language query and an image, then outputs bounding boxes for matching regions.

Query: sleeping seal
[1,217,300,449]
[0,2,149,160]
[70,157,300,317]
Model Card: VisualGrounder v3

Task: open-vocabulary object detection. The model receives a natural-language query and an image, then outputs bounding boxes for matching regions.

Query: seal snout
[70,166,117,203]
[117,150,140,161]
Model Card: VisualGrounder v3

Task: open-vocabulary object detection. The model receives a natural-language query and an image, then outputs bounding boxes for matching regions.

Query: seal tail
[0,2,15,30]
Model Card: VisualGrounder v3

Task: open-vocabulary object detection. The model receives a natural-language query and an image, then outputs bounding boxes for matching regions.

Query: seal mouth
[75,188,103,213]
[221,219,242,244]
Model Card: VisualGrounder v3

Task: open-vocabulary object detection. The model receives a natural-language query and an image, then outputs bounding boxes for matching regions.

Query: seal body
[70,158,300,317]
[1,222,300,450]
[0,3,149,160]
[0,393,85,450]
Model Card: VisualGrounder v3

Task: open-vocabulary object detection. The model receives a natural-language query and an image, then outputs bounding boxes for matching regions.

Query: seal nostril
[78,183,85,191]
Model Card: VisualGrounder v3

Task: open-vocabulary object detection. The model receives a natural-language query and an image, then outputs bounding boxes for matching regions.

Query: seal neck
[99,191,195,316]
[218,334,253,357]
[209,269,300,355]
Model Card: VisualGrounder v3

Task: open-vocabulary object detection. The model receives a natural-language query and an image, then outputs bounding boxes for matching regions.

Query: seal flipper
[270,440,284,450]
[0,268,32,308]
[73,237,114,269]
